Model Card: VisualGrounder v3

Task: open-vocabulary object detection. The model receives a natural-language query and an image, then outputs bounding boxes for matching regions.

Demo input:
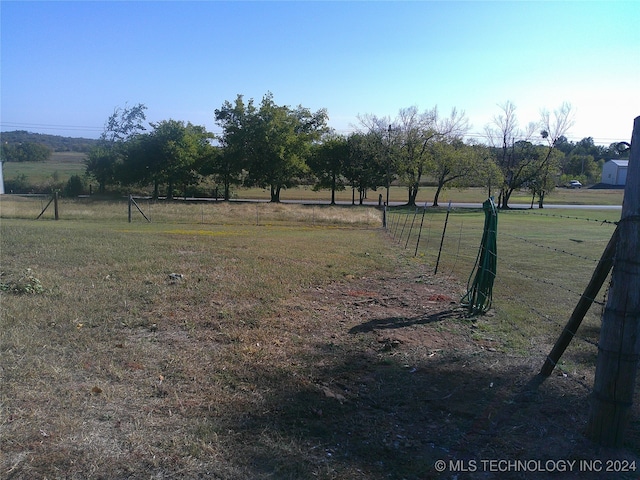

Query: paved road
[57,194,619,210]
[268,199,622,210]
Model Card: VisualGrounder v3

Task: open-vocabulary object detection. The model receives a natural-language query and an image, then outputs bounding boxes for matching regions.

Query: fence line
[382,205,617,391]
[0,195,388,231]
[501,232,601,263]
[512,210,618,225]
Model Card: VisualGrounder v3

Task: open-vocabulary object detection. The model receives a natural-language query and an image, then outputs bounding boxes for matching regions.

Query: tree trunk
[502,188,513,209]
[270,185,281,202]
[408,183,418,207]
[587,116,640,446]
[330,172,336,205]
[537,190,545,209]
[432,182,444,207]
[167,180,174,200]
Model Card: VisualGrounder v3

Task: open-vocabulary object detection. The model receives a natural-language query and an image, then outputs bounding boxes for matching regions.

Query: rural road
[262,199,623,210]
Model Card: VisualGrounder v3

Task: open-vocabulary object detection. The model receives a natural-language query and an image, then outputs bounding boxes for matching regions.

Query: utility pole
[386,124,392,208]
[586,116,640,446]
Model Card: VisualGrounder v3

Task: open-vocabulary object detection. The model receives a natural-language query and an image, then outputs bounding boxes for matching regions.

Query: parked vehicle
[568,180,582,189]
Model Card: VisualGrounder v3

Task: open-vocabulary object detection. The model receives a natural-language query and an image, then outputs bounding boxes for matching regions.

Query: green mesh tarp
[461,198,498,315]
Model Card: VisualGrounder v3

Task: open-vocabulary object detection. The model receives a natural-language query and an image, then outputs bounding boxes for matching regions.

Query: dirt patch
[271,266,640,479]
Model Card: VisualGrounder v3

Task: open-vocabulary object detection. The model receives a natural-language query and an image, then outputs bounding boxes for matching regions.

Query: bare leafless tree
[484,101,572,208]
[536,102,575,206]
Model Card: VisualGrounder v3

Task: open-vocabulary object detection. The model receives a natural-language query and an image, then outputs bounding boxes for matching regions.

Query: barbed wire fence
[384,205,620,393]
[0,194,385,228]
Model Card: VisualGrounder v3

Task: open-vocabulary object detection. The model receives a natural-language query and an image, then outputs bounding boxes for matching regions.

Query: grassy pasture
[1,200,638,479]
[2,152,87,186]
[388,206,619,356]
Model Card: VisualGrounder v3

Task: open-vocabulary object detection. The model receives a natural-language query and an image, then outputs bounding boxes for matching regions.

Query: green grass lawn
[225,185,624,206]
[2,152,87,187]
[386,205,619,354]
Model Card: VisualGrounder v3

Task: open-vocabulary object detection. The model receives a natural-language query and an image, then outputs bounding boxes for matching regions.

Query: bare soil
[267,264,640,479]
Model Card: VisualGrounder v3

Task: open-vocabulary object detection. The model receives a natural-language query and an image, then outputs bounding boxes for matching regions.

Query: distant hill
[0,130,99,153]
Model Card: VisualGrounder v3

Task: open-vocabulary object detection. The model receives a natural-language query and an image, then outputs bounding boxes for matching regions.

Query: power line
[0,122,104,133]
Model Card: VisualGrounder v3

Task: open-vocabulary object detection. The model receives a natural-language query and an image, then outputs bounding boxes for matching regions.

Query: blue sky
[1,1,639,145]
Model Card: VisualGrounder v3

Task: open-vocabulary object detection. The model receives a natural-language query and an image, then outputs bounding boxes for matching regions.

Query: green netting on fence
[461,198,498,315]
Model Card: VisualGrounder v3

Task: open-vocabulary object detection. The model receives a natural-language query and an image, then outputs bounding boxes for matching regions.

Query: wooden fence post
[128,195,151,223]
[586,116,640,446]
[540,230,617,376]
[54,191,59,220]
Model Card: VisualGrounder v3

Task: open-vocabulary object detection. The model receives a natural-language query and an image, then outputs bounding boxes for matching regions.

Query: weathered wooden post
[128,194,133,223]
[586,116,640,446]
[53,191,59,220]
[540,231,617,376]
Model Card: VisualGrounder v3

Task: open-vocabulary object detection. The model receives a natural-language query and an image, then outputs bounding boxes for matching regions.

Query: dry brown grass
[0,196,383,227]
[2,202,639,479]
[0,205,395,478]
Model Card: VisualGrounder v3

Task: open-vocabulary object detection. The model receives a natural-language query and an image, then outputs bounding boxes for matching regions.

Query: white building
[601,159,628,186]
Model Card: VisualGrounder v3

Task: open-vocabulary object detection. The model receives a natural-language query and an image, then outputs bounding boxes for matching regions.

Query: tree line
[1,141,52,163]
[1,130,99,157]
[24,94,630,207]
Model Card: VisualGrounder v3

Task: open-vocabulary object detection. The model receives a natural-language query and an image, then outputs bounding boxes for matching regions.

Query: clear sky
[1,1,639,145]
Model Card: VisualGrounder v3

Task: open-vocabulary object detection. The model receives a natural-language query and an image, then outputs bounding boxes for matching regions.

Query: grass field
[2,152,87,186]
[1,199,638,479]
[248,185,624,207]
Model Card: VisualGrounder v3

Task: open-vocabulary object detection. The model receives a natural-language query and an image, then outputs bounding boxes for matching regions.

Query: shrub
[64,174,86,197]
[0,268,44,294]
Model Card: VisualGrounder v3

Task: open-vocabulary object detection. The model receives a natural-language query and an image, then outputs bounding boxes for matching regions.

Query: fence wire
[383,205,619,388]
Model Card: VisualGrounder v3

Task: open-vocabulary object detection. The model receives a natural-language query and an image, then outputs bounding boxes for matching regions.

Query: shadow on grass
[215,337,640,479]
[348,309,460,334]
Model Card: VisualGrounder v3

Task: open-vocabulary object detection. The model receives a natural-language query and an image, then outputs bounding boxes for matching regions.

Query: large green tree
[86,103,147,193]
[247,93,328,202]
[307,132,349,205]
[428,139,485,207]
[344,132,387,205]
[213,95,255,200]
[396,106,468,206]
[359,106,468,206]
[355,114,396,205]
[125,120,214,199]
[217,93,328,202]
